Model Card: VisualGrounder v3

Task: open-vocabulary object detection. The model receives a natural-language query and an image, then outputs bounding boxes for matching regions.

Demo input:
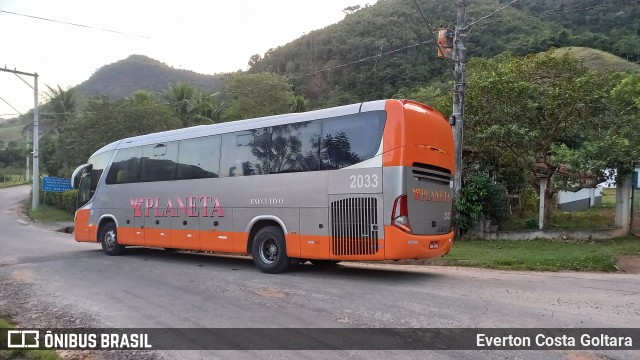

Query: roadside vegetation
[26,203,74,223]
[0,315,60,360]
[501,188,616,231]
[442,235,640,272]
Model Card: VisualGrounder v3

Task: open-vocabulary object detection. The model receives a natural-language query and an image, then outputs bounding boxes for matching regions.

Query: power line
[412,0,455,76]
[0,39,436,118]
[0,9,151,39]
[0,96,23,116]
[466,0,520,28]
[472,1,640,27]
[470,0,572,57]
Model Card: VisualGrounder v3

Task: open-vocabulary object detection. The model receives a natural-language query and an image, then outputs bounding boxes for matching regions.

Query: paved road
[1,185,638,360]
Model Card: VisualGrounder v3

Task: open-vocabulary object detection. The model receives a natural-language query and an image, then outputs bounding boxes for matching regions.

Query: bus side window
[320,112,386,170]
[220,129,270,177]
[176,135,221,179]
[271,120,321,174]
[141,142,178,182]
[106,147,142,185]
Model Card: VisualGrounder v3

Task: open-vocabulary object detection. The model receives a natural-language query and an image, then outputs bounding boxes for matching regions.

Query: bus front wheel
[99,222,125,256]
[252,226,290,274]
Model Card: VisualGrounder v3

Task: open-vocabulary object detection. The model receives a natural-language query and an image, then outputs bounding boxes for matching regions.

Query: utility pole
[26,139,30,182]
[0,67,40,210]
[452,0,467,200]
[33,74,39,210]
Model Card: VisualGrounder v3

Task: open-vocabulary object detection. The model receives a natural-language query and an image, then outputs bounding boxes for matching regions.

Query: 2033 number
[349,174,379,189]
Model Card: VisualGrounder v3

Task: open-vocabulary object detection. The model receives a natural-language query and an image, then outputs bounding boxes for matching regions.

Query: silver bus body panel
[359,100,386,112]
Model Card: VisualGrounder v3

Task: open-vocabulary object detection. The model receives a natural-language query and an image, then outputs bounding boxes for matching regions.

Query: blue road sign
[42,177,73,192]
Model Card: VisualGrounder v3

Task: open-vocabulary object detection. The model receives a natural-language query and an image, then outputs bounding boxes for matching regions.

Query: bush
[44,190,77,215]
[455,171,508,233]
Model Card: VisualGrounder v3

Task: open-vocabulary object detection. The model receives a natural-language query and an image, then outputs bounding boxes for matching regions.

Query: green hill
[0,55,225,149]
[553,47,640,73]
[249,0,640,107]
[75,54,224,100]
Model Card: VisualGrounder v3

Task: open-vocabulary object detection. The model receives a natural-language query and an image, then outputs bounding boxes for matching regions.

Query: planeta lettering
[412,188,452,203]
[130,195,224,218]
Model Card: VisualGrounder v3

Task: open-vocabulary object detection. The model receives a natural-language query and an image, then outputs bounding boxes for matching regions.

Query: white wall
[558,187,602,205]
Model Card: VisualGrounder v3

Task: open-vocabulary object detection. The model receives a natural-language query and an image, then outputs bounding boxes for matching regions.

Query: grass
[443,235,640,272]
[549,188,616,230]
[0,182,27,189]
[0,315,61,360]
[26,202,74,223]
[553,47,640,73]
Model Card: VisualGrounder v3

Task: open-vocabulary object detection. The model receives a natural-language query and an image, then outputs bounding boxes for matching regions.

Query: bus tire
[99,222,125,256]
[252,226,290,274]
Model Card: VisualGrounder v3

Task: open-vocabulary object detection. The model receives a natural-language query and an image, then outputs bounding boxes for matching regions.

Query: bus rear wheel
[99,222,125,256]
[252,226,290,274]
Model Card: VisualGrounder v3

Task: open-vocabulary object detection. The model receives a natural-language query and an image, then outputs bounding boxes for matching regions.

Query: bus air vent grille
[330,197,379,256]
[412,163,452,185]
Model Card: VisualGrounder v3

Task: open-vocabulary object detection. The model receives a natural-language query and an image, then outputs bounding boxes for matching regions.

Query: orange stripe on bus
[78,223,452,261]
[74,209,94,242]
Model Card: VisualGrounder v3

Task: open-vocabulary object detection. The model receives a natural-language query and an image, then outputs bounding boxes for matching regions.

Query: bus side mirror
[71,164,92,189]
[449,115,456,126]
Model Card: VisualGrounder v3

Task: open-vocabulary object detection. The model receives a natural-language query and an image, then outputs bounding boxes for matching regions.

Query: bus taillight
[392,194,412,233]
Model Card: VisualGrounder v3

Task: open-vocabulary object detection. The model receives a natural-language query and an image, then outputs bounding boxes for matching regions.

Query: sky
[0,0,374,117]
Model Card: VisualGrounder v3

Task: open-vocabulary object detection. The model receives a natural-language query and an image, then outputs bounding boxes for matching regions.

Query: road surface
[0,185,638,359]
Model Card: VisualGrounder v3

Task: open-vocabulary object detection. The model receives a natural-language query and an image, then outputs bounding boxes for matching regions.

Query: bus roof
[90,100,387,158]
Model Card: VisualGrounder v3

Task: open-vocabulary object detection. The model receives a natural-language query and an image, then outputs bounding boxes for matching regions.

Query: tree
[564,73,640,181]
[248,54,262,69]
[129,90,155,104]
[44,95,181,176]
[465,52,617,226]
[342,5,361,15]
[222,72,296,121]
[41,85,78,130]
[291,95,308,113]
[162,82,218,127]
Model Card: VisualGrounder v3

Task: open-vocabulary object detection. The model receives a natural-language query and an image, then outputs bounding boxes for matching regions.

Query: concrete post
[615,173,631,233]
[539,180,546,230]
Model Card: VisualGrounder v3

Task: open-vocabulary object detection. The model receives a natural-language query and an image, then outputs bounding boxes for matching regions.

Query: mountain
[249,0,640,106]
[74,54,224,99]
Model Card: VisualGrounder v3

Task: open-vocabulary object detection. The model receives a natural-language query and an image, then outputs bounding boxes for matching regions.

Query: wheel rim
[259,237,278,264]
[104,230,116,250]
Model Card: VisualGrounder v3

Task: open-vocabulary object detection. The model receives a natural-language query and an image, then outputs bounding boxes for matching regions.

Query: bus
[71,99,455,273]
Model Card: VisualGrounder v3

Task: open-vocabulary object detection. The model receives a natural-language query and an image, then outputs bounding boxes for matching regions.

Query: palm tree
[129,90,155,104]
[42,85,77,130]
[162,82,221,127]
[162,82,198,127]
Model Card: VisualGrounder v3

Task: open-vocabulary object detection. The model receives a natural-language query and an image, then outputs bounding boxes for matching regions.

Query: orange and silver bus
[71,99,454,273]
